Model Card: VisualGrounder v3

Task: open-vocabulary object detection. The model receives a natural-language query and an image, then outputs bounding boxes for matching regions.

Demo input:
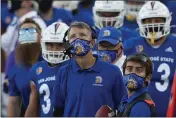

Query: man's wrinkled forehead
[68,27,91,37]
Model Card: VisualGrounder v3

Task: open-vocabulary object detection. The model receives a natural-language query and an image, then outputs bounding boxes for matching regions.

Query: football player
[124,1,176,116]
[124,0,146,30]
[7,18,42,117]
[93,1,139,43]
[25,22,69,117]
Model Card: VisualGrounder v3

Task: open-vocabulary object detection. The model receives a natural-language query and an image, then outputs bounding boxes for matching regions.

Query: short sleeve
[8,79,21,96]
[28,64,38,84]
[7,65,20,96]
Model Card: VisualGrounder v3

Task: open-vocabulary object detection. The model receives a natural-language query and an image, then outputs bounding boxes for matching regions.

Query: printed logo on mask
[70,39,91,56]
[101,53,111,62]
[123,73,145,89]
[75,43,84,55]
[98,50,117,63]
[127,78,138,89]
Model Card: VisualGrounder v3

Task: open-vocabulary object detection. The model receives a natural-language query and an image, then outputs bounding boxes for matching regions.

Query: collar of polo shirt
[72,56,102,72]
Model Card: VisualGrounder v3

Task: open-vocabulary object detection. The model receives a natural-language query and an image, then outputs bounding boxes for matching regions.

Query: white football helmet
[137,1,171,40]
[52,1,79,11]
[93,1,126,29]
[41,22,69,64]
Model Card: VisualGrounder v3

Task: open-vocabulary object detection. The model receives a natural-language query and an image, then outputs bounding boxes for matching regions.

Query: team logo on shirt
[36,67,42,75]
[93,76,103,86]
[136,45,143,52]
[103,30,111,36]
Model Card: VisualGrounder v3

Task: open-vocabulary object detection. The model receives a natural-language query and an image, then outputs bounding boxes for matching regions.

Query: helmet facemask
[137,1,172,43]
[126,1,145,21]
[94,10,125,29]
[138,17,171,43]
[41,42,69,64]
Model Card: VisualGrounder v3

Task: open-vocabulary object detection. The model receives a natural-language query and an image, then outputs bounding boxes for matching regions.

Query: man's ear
[145,74,152,86]
[90,39,95,48]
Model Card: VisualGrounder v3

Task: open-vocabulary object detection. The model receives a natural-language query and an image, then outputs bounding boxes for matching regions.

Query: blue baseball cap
[96,26,122,45]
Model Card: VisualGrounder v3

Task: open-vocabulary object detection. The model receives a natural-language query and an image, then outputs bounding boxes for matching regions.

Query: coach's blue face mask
[123,73,145,90]
[18,28,38,44]
[70,38,91,56]
[98,50,117,63]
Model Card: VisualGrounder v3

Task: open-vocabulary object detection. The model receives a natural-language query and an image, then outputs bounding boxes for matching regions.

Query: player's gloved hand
[25,81,39,117]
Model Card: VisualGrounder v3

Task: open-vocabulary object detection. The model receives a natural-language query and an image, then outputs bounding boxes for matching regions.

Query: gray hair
[67,21,92,38]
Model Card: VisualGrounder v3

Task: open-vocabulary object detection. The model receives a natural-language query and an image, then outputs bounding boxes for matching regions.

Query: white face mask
[18,28,38,44]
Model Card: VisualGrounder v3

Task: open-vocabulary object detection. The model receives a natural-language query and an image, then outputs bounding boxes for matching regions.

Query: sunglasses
[19,27,39,35]
[126,53,149,63]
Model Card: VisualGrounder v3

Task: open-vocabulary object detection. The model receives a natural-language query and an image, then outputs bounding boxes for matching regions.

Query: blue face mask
[18,28,38,44]
[123,73,145,89]
[70,38,91,56]
[98,50,117,63]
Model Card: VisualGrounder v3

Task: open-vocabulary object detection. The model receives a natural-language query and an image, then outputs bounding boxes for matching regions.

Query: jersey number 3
[39,84,51,114]
[156,63,170,92]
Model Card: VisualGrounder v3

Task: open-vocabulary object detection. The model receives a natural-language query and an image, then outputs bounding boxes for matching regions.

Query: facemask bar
[94,10,125,29]
[138,22,170,41]
[41,42,69,64]
[126,4,143,16]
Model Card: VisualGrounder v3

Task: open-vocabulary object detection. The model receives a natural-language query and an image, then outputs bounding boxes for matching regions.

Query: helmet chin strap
[150,32,157,44]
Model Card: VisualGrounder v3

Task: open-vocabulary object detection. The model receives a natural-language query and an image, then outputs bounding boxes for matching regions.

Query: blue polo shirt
[52,57,126,117]
[8,64,31,109]
[119,87,151,117]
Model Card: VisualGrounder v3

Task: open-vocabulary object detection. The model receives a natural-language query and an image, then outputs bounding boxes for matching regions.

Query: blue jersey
[43,7,73,26]
[7,64,31,109]
[29,60,68,117]
[124,35,176,116]
[52,57,126,117]
[123,17,138,31]
[72,2,95,27]
[120,26,140,43]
